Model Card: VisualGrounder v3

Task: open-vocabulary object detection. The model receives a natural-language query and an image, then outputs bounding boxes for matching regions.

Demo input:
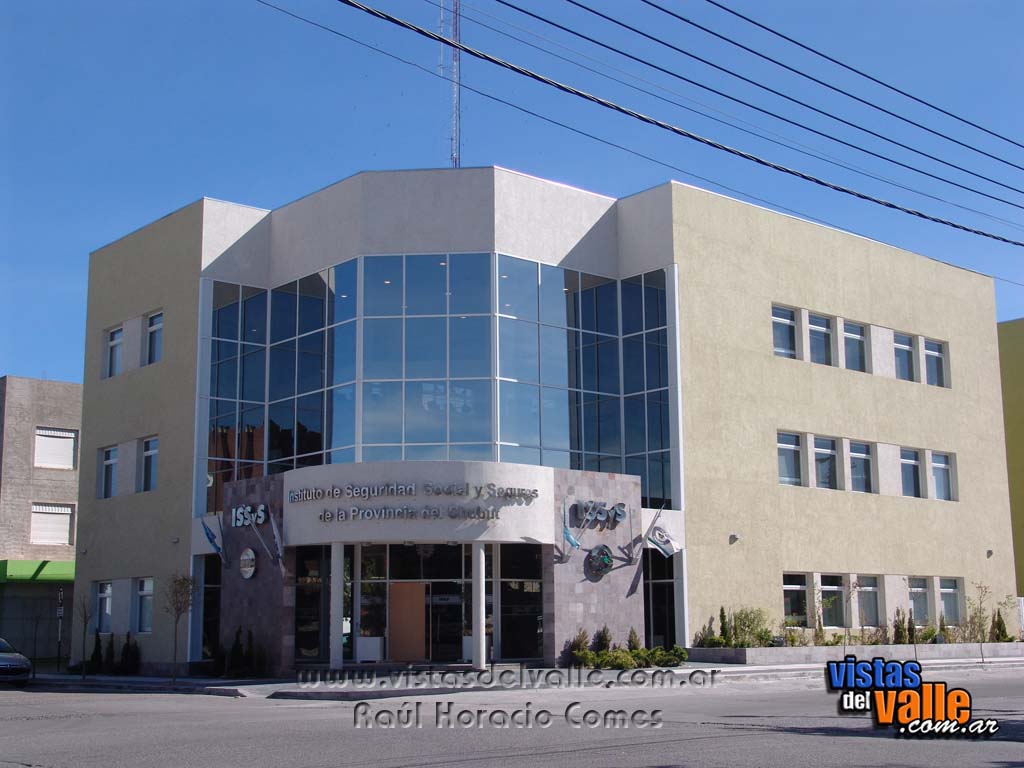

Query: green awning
[0,560,75,583]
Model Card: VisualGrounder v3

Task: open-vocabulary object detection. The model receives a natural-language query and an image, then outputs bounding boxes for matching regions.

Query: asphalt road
[1,667,1021,768]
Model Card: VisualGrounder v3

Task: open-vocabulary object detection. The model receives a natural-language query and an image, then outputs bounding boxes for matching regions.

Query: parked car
[0,638,32,687]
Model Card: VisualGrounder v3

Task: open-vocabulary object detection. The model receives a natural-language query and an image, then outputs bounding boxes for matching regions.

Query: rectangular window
[908,577,929,625]
[106,327,123,377]
[137,578,154,633]
[772,306,797,359]
[142,437,159,492]
[34,427,77,469]
[814,437,838,489]
[932,452,953,501]
[843,322,867,372]
[849,442,874,493]
[820,575,845,627]
[894,333,915,381]
[97,582,113,633]
[30,503,73,545]
[939,578,960,625]
[857,576,880,627]
[900,448,921,498]
[783,574,808,627]
[808,314,833,365]
[100,446,118,499]
[146,312,163,365]
[777,432,802,486]
[925,340,946,387]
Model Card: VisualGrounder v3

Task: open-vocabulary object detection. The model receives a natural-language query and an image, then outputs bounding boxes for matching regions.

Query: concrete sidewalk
[15,656,1024,700]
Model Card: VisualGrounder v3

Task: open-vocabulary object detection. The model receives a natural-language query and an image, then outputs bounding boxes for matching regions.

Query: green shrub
[731,607,772,648]
[919,623,938,644]
[592,625,613,653]
[702,635,727,648]
[629,647,652,667]
[719,607,732,647]
[596,648,636,670]
[627,627,642,652]
[893,608,908,644]
[574,649,597,668]
[990,609,1012,642]
[671,645,688,663]
[908,609,917,644]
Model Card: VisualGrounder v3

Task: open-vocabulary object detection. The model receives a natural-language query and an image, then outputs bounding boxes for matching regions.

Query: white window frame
[808,314,834,366]
[141,437,159,492]
[777,432,802,486]
[908,577,929,625]
[30,503,74,545]
[783,573,809,627]
[813,436,839,490]
[33,427,78,469]
[101,446,118,499]
[900,448,922,498]
[924,339,947,387]
[106,327,123,378]
[893,332,916,382]
[146,311,163,366]
[842,321,868,372]
[97,581,113,633]
[136,577,154,633]
[856,575,880,627]
[939,578,961,625]
[849,441,874,494]
[820,574,846,627]
[932,452,955,501]
[771,305,797,359]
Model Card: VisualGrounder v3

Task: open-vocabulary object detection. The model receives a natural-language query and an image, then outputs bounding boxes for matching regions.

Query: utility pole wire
[332,0,1024,248]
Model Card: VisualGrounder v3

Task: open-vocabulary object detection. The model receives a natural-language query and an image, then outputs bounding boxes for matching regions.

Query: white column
[674,549,688,647]
[472,542,486,671]
[330,543,345,669]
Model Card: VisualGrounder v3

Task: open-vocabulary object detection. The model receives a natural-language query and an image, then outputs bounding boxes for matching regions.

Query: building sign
[572,500,627,530]
[230,504,266,528]
[239,548,256,579]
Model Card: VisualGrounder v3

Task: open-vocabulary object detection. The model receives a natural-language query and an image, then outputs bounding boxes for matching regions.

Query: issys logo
[827,656,999,737]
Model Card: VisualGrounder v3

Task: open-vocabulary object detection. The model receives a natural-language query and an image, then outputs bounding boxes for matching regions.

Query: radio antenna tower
[439,0,461,167]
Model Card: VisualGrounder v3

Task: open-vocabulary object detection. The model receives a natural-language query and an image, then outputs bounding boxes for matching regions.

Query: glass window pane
[624,395,645,455]
[213,283,239,340]
[499,381,540,446]
[645,330,667,391]
[325,384,355,449]
[363,255,403,316]
[500,445,540,465]
[778,447,801,485]
[326,321,356,386]
[329,259,357,325]
[240,346,265,402]
[902,463,921,497]
[809,315,832,365]
[405,381,446,443]
[241,287,266,344]
[296,392,323,455]
[539,325,572,389]
[211,354,238,400]
[583,393,620,455]
[623,335,645,394]
[540,266,579,327]
[268,341,295,402]
[644,270,667,330]
[238,404,264,462]
[851,456,872,493]
[541,450,571,468]
[540,387,572,451]
[298,272,327,335]
[404,255,447,315]
[363,445,402,461]
[449,380,492,443]
[363,319,403,379]
[406,444,446,461]
[773,321,796,359]
[859,590,879,627]
[648,451,671,508]
[362,381,403,443]
[268,400,295,460]
[406,317,446,378]
[449,253,491,314]
[621,275,643,336]
[580,274,618,335]
[933,465,952,501]
[297,331,325,394]
[499,318,539,383]
[449,316,490,378]
[926,353,945,387]
[498,255,538,320]
[646,390,669,452]
[327,447,355,464]
[450,443,493,461]
[270,282,297,343]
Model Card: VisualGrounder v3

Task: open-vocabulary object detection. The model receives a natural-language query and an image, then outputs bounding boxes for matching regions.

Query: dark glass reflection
[622,335,644,394]
[644,270,667,330]
[647,390,670,452]
[270,282,297,343]
[268,341,295,402]
[363,319,403,379]
[624,395,645,454]
[325,384,355,449]
[213,282,239,340]
[645,330,668,390]
[296,392,323,455]
[298,273,327,335]
[450,316,490,378]
[363,255,403,316]
[240,345,265,402]
[581,334,619,394]
[539,325,573,389]
[297,332,325,394]
[540,265,579,327]
[211,351,237,400]
[580,274,618,335]
[406,317,446,379]
[241,287,267,344]
[327,321,356,386]
[268,399,295,460]
[405,255,447,315]
[621,275,643,336]
[449,253,491,314]
[330,260,357,325]
[583,393,621,455]
[238,404,264,462]
[501,445,540,465]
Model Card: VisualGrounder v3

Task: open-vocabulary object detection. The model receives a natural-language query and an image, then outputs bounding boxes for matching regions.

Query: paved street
[1,667,1022,768]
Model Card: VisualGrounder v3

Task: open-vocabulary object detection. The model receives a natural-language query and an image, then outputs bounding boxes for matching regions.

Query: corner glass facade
[201,254,675,516]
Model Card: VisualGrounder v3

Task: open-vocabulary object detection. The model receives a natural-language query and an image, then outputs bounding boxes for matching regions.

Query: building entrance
[387,581,463,662]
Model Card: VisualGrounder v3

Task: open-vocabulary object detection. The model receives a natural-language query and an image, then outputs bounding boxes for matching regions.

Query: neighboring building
[999,318,1024,597]
[71,167,1018,674]
[0,376,81,659]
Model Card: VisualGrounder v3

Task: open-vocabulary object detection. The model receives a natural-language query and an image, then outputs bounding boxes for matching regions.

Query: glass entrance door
[428,582,463,662]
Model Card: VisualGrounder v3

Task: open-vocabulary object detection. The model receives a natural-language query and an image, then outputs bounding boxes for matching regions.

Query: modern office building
[0,376,81,659]
[999,318,1024,596]
[70,167,1018,674]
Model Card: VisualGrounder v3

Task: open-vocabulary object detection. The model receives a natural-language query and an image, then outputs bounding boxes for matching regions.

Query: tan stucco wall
[672,182,1018,637]
[999,318,1024,595]
[72,200,209,670]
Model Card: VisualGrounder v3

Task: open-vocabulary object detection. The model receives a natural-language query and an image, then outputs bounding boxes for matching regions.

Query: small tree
[939,612,948,640]
[718,607,732,647]
[90,631,102,670]
[592,625,613,653]
[103,633,116,673]
[162,573,196,682]
[76,595,94,680]
[627,627,642,651]
[907,609,917,645]
[893,608,908,644]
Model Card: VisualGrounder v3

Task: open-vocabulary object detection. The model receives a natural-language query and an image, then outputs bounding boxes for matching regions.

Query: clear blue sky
[2,0,1023,383]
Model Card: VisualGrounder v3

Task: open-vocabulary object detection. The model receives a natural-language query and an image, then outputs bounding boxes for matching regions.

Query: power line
[333,0,1024,247]
[252,0,1024,291]
[638,0,1024,175]
[701,0,1024,155]
[563,0,1024,198]
[493,0,1024,215]
[420,0,1024,234]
